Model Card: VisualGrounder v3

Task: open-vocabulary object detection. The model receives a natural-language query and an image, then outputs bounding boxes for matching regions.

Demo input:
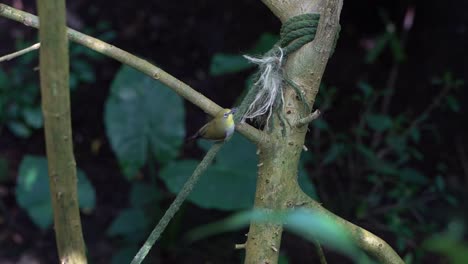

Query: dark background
[0,0,466,263]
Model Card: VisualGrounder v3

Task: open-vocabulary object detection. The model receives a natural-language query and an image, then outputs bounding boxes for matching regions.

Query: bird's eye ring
[223,113,228,118]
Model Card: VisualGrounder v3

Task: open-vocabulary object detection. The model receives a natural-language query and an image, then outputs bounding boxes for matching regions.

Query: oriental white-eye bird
[189,108,237,141]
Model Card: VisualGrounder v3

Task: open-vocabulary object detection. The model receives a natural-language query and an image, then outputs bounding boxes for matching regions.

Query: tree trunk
[37,0,87,262]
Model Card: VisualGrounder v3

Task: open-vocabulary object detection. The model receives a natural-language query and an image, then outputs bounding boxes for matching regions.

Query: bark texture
[244,1,404,263]
[37,0,87,262]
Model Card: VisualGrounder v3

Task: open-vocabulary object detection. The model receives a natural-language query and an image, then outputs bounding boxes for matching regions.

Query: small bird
[189,108,237,141]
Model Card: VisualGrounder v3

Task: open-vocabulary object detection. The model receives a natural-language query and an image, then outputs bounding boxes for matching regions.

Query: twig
[0,3,264,145]
[0,42,40,62]
[377,81,453,159]
[131,143,224,264]
[300,192,404,264]
[294,109,321,127]
[314,239,328,264]
[371,10,413,149]
[235,243,246,249]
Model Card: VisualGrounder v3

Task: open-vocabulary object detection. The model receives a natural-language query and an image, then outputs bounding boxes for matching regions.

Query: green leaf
[8,121,32,138]
[216,133,257,170]
[409,127,420,143]
[77,170,96,212]
[130,182,161,208]
[160,159,256,210]
[357,81,373,98]
[188,209,365,262]
[111,246,139,264]
[365,32,391,64]
[105,65,185,179]
[323,143,345,165]
[423,236,468,264]
[278,254,290,264]
[356,145,399,175]
[249,33,279,54]
[107,207,148,242]
[399,167,428,184]
[15,155,96,229]
[389,34,405,62]
[445,95,460,112]
[22,107,43,129]
[435,175,445,191]
[312,119,329,131]
[298,157,318,200]
[366,114,393,132]
[209,53,253,76]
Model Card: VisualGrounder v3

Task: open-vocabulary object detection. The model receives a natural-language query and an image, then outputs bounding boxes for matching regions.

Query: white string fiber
[243,47,285,125]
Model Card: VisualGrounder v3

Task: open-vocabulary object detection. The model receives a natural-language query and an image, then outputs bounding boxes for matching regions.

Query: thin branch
[377,81,453,159]
[235,243,246,249]
[0,3,265,145]
[294,109,321,127]
[299,192,404,264]
[314,239,328,264]
[131,143,223,264]
[0,42,40,62]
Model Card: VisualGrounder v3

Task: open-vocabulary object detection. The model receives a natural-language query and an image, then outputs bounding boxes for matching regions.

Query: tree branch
[0,42,40,62]
[244,1,404,264]
[0,3,264,145]
[299,191,404,264]
[36,0,86,263]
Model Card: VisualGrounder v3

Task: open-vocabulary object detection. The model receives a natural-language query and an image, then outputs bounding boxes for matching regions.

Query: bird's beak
[230,108,238,115]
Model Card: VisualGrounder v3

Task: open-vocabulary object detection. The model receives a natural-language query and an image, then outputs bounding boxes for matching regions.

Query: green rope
[279,13,320,56]
[242,13,321,132]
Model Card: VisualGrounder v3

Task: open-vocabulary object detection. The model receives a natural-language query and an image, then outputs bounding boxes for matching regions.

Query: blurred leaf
[389,34,405,62]
[399,167,428,184]
[215,133,257,170]
[365,33,391,64]
[72,60,96,83]
[323,143,345,165]
[0,158,8,183]
[435,175,445,192]
[105,65,185,179]
[111,246,139,264]
[423,236,468,264]
[357,81,373,98]
[209,33,278,76]
[107,208,148,242]
[312,119,329,131]
[0,69,9,86]
[298,167,318,200]
[187,209,364,261]
[366,114,392,132]
[209,54,252,76]
[409,127,420,143]
[15,155,96,229]
[130,182,161,208]
[386,135,407,155]
[445,95,460,112]
[22,107,43,129]
[77,170,96,212]
[160,159,256,210]
[356,145,399,175]
[249,33,279,54]
[278,254,290,264]
[7,121,32,138]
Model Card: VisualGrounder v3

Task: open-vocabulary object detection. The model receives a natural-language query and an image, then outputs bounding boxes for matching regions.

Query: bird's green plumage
[190,108,236,141]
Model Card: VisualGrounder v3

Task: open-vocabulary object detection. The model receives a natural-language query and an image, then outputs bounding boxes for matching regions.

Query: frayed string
[242,46,285,126]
